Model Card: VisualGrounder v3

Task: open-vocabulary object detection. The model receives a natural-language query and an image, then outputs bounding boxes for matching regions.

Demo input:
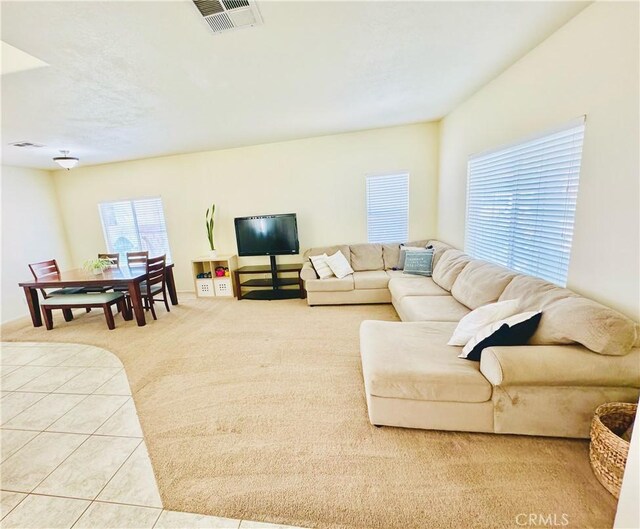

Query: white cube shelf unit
[191,254,238,298]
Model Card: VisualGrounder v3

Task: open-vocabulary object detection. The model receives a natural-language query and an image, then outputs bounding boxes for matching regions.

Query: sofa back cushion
[382,239,435,269]
[350,243,384,271]
[499,274,575,310]
[405,239,430,248]
[427,240,453,268]
[382,243,401,270]
[500,274,639,355]
[304,245,351,265]
[530,297,639,356]
[432,249,471,291]
[451,260,516,309]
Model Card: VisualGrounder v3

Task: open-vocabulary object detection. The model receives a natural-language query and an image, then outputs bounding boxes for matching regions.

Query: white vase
[208,250,218,258]
[92,269,104,276]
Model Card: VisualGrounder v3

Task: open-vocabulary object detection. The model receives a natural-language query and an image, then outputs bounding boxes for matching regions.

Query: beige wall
[437,2,639,319]
[1,165,72,323]
[52,123,439,291]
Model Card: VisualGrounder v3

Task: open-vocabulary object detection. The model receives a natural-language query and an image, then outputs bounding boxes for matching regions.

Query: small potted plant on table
[83,257,112,275]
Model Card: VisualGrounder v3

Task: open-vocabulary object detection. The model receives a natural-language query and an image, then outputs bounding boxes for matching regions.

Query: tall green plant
[205,203,215,251]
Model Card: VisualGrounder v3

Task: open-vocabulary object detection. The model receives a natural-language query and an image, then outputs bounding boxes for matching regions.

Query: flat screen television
[234,213,299,257]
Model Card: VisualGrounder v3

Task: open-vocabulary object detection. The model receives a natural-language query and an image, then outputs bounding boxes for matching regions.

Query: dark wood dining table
[19,263,178,328]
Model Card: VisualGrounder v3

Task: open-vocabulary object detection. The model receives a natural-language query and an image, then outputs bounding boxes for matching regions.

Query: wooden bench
[40,293,131,330]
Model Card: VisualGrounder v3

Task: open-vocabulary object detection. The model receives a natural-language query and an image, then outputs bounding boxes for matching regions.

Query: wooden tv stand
[235,260,306,300]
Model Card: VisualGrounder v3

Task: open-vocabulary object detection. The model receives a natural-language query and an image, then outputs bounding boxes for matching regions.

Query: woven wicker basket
[589,402,637,498]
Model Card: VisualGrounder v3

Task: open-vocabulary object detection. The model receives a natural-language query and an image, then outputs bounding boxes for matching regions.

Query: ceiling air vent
[192,0,262,35]
[8,141,44,148]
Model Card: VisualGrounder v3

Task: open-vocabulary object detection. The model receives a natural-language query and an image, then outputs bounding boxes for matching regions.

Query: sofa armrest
[300,262,317,281]
[480,345,640,388]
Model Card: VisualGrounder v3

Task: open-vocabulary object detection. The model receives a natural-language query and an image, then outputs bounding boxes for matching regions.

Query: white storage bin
[196,278,215,297]
[214,277,233,297]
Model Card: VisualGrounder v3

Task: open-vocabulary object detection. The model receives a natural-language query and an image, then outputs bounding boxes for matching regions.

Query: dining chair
[98,253,120,267]
[140,254,170,320]
[28,259,85,299]
[114,251,149,295]
[127,251,149,267]
[28,259,88,321]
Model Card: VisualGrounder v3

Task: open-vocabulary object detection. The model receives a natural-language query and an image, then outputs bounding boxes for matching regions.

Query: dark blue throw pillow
[461,312,542,362]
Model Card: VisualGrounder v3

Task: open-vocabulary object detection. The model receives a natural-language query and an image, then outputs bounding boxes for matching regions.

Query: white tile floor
[1,342,305,529]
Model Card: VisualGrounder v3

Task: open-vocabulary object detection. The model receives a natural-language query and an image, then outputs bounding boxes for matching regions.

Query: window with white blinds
[366,172,409,243]
[98,197,172,262]
[465,118,585,286]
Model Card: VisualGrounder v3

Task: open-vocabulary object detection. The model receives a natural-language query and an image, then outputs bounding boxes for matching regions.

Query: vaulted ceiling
[1,1,588,169]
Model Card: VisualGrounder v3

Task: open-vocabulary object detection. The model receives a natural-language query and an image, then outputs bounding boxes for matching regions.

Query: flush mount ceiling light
[53,150,79,170]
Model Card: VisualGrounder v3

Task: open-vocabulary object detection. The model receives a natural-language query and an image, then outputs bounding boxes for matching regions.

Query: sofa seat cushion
[386,269,409,279]
[388,277,449,299]
[353,270,390,290]
[432,249,472,291]
[451,260,516,309]
[350,243,384,271]
[399,295,471,322]
[305,275,354,292]
[360,320,493,403]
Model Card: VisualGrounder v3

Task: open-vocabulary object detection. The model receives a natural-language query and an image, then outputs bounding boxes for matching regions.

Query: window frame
[464,117,585,286]
[365,171,410,244]
[98,196,172,263]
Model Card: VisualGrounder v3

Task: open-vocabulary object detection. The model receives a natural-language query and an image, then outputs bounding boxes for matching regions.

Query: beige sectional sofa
[301,239,640,438]
[301,240,432,306]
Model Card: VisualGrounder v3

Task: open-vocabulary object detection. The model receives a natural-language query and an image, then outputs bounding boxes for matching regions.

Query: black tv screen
[234,213,299,256]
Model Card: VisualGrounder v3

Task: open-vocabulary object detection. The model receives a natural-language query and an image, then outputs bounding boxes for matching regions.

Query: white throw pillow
[325,250,354,279]
[459,310,542,359]
[309,254,334,280]
[448,299,521,346]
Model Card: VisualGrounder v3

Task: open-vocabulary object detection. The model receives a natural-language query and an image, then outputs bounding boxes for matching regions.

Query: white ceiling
[1,41,48,75]
[1,1,588,170]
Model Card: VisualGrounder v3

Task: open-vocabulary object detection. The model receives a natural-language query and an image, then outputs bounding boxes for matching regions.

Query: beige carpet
[2,296,616,529]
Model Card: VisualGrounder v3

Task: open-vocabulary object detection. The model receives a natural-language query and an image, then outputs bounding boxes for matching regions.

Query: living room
[1,1,638,529]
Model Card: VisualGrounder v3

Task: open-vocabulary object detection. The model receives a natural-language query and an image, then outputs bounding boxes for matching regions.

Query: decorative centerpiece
[83,257,112,275]
[206,203,217,257]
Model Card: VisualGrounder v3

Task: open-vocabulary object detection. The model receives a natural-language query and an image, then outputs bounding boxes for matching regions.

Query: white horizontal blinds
[99,201,140,262]
[466,120,585,286]
[366,173,409,243]
[99,197,172,262]
[133,198,172,262]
